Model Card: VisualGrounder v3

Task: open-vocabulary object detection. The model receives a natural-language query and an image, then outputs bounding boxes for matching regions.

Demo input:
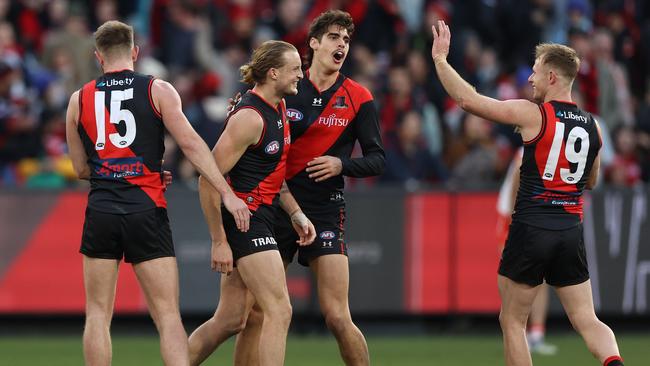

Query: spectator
[605,126,642,187]
[446,113,502,190]
[381,109,447,189]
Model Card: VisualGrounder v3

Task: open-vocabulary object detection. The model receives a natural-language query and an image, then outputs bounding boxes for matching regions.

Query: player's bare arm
[431,20,542,138]
[151,79,251,231]
[586,120,603,190]
[65,90,91,180]
[199,108,264,274]
[509,158,522,212]
[279,181,316,246]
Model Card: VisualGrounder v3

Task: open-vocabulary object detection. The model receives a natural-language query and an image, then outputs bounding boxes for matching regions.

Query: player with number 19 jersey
[513,101,601,229]
[78,70,166,214]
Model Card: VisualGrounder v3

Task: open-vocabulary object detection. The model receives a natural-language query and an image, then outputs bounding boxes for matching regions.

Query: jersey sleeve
[340,99,385,177]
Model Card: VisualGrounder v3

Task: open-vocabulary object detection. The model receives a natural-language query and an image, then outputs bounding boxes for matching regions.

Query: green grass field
[1,333,648,365]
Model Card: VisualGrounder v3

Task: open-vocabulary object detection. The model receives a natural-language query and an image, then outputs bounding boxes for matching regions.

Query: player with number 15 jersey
[78,70,166,215]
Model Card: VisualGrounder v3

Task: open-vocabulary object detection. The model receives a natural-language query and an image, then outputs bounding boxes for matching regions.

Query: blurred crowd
[0,0,649,190]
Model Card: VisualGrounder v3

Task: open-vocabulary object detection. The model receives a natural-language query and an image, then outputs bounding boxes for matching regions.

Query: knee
[245,306,264,328]
[85,304,113,326]
[568,312,598,334]
[324,312,352,336]
[219,311,249,336]
[498,311,525,332]
[149,310,183,332]
[265,300,292,326]
[278,301,293,326]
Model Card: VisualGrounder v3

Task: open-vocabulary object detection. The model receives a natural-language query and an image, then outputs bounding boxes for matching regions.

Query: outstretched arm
[431,20,542,132]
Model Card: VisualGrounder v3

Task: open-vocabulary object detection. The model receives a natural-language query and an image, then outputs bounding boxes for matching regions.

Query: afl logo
[320,231,335,240]
[265,141,280,154]
[286,108,303,121]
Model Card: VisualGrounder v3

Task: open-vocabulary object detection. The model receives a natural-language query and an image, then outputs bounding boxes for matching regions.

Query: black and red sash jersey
[226,90,290,214]
[78,70,165,214]
[513,101,602,230]
[284,72,385,206]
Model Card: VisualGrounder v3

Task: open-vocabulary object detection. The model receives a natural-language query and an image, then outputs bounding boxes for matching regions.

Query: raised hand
[431,20,451,64]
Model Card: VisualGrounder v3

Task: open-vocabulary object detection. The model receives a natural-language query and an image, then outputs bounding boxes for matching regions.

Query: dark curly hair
[305,10,355,67]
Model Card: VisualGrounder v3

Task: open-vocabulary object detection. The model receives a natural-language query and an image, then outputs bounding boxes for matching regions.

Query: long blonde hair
[240,40,298,85]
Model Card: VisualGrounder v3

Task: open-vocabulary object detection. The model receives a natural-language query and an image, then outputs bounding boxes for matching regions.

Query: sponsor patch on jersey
[286,108,303,121]
[318,114,349,127]
[556,110,588,123]
[332,96,348,109]
[265,140,280,154]
[319,231,336,240]
[94,157,145,179]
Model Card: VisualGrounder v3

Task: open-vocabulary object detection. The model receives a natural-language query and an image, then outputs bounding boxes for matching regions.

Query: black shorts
[498,221,589,287]
[276,204,346,267]
[222,205,279,262]
[80,207,174,264]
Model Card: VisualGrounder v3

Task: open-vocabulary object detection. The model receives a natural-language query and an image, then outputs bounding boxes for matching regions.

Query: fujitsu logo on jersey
[94,157,145,178]
[318,114,349,127]
[556,110,588,123]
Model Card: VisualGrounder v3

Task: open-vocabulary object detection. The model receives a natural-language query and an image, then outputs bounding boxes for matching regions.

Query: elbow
[456,93,481,114]
[177,138,199,157]
[73,164,90,180]
[585,180,597,190]
[585,176,598,190]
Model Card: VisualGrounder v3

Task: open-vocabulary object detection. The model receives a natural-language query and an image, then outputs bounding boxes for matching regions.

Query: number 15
[94,88,136,150]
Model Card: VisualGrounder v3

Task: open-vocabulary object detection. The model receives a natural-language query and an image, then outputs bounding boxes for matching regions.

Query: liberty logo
[97,78,134,88]
[332,96,348,109]
[556,110,588,123]
[312,98,322,106]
